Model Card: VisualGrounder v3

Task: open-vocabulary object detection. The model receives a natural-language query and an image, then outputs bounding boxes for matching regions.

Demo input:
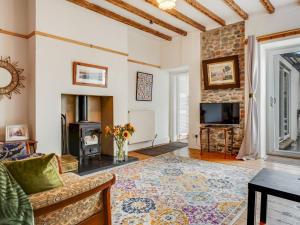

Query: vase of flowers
[105,123,135,162]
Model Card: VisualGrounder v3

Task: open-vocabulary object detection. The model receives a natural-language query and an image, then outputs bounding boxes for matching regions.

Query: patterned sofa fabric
[34,192,103,225]
[29,172,114,225]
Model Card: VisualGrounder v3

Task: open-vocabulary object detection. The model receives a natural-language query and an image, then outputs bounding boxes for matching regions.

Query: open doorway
[169,70,189,143]
[266,44,300,158]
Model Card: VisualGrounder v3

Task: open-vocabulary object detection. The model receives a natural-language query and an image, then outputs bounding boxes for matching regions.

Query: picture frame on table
[6,124,29,141]
[73,61,108,87]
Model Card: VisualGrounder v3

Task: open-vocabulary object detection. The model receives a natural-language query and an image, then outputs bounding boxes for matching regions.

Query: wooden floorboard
[128,147,300,225]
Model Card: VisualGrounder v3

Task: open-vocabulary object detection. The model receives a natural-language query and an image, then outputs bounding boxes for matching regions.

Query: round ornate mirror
[0,67,12,87]
[0,56,25,99]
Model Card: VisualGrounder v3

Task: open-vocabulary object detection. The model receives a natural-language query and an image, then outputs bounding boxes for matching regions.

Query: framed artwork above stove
[73,61,108,87]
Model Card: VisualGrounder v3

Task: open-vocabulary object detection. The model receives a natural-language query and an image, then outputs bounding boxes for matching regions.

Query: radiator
[128,110,155,144]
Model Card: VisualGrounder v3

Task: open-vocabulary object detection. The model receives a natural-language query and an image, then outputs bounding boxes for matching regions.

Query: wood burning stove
[69,96,101,164]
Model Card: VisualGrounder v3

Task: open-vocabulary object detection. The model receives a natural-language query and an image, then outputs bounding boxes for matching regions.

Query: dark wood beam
[184,0,226,26]
[259,0,275,14]
[145,0,206,31]
[223,0,249,20]
[105,0,187,36]
[67,0,172,41]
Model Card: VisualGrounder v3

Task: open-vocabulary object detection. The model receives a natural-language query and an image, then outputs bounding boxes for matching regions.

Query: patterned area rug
[108,154,300,224]
[109,154,256,225]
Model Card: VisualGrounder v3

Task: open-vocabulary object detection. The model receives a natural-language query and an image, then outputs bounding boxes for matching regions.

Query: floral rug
[109,154,257,225]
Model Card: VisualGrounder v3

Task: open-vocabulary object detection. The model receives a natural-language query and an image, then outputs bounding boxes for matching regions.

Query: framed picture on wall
[73,61,108,87]
[136,72,153,101]
[202,55,240,90]
[6,124,29,141]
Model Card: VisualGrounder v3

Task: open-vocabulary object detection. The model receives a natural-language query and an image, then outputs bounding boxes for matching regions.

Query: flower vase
[116,141,125,162]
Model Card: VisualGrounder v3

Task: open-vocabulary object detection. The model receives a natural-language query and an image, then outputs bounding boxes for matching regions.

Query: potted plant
[104,123,135,162]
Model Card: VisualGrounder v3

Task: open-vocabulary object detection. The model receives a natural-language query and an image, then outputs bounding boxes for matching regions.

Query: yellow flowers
[105,123,135,141]
[122,130,131,139]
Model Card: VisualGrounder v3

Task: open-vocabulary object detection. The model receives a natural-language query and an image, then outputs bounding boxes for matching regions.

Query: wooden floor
[129,147,300,225]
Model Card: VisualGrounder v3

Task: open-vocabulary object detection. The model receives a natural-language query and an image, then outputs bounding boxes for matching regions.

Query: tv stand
[199,125,235,157]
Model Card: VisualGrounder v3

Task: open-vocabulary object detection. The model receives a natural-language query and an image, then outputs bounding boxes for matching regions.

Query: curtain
[236,36,259,160]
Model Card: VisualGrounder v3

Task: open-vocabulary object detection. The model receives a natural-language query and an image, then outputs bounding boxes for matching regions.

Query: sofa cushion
[4,153,64,194]
[0,142,27,160]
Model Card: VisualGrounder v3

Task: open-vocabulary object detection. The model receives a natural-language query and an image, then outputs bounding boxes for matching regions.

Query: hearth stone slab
[78,155,138,176]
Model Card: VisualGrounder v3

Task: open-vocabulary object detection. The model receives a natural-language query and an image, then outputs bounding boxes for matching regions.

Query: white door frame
[265,45,300,158]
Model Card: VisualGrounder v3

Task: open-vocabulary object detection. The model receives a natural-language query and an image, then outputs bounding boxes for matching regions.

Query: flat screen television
[200,103,240,125]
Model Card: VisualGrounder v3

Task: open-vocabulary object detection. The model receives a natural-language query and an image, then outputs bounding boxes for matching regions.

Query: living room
[0,0,299,225]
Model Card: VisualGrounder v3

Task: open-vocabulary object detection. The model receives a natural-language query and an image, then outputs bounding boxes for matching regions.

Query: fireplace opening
[61,94,137,175]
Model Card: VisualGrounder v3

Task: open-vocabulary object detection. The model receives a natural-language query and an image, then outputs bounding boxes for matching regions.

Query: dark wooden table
[247,168,300,225]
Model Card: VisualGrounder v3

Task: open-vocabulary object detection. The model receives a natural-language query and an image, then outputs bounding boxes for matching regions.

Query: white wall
[1,0,171,155]
[161,32,201,149]
[128,30,170,151]
[246,5,300,37]
[33,0,129,155]
[0,0,29,140]
[0,35,28,140]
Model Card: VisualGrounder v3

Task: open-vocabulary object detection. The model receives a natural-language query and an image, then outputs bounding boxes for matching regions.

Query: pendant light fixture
[157,0,176,10]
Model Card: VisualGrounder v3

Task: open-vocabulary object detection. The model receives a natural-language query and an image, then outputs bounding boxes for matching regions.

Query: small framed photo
[202,55,240,90]
[73,61,108,87]
[6,125,29,141]
[136,72,153,101]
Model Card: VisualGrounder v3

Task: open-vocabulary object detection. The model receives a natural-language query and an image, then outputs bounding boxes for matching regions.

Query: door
[177,74,189,140]
[169,71,189,142]
[278,63,291,142]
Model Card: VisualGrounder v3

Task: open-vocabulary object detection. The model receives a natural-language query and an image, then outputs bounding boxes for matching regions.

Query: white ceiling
[89,0,298,40]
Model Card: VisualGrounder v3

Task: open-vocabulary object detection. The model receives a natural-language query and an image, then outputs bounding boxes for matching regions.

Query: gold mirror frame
[0,56,25,99]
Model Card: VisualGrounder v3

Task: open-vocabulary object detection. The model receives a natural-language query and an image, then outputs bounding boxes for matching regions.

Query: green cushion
[4,153,64,195]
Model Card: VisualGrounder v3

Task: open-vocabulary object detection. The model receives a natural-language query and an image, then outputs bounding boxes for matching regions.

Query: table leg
[207,128,210,152]
[260,193,268,224]
[224,130,227,158]
[231,128,234,155]
[200,129,202,155]
[247,188,256,225]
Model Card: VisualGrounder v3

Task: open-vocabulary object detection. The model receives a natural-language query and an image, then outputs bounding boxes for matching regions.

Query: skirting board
[128,137,170,152]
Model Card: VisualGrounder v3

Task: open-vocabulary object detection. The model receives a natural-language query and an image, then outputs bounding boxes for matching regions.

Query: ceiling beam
[184,0,226,26]
[105,0,187,36]
[223,0,249,20]
[259,0,275,14]
[67,0,172,41]
[145,0,206,31]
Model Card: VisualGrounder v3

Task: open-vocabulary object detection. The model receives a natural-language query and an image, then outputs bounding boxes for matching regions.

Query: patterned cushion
[29,172,114,225]
[0,142,27,160]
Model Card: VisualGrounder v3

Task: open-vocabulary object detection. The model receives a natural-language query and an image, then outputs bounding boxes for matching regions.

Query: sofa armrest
[29,172,115,217]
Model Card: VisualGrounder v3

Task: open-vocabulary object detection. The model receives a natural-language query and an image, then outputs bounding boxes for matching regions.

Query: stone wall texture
[201,21,245,152]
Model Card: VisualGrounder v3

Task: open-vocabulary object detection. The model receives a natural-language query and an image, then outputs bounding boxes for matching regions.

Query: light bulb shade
[157,0,176,10]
